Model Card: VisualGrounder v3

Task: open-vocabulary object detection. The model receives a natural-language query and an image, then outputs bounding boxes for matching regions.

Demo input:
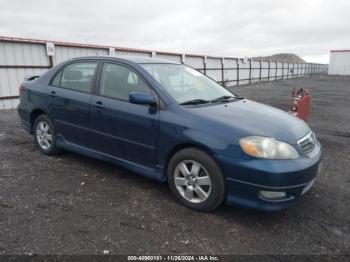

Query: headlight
[239,136,299,159]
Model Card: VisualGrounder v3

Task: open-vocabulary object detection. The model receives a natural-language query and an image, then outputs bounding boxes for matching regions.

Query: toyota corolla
[17,56,322,212]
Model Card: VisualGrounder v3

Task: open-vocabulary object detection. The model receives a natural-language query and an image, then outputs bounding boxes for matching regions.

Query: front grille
[298,132,316,156]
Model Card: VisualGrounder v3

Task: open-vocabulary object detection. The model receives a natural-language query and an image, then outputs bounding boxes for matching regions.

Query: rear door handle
[50,91,57,97]
[94,101,105,108]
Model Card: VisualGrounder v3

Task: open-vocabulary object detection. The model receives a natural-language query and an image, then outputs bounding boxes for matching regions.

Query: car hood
[188,99,311,145]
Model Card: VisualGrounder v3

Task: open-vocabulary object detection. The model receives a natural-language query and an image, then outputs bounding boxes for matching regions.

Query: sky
[0,0,349,63]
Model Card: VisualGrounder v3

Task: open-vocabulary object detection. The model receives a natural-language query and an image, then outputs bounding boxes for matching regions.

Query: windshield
[140,63,234,104]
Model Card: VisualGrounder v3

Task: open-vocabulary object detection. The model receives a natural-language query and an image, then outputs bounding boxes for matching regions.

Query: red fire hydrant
[289,88,310,122]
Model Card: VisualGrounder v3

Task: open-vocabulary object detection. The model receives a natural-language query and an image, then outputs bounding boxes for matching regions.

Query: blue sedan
[17,56,322,212]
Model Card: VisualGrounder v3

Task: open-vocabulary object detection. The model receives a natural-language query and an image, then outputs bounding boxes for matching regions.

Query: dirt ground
[0,75,349,255]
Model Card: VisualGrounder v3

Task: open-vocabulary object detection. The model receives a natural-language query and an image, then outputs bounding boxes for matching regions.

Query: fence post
[259,60,262,81]
[249,59,252,84]
[203,56,207,75]
[297,63,300,77]
[48,56,53,68]
[181,54,185,64]
[267,61,270,81]
[221,58,225,85]
[236,59,240,86]
[275,61,277,81]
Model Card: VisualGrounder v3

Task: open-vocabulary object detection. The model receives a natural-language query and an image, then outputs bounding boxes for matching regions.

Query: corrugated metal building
[0,36,328,110]
[328,50,350,75]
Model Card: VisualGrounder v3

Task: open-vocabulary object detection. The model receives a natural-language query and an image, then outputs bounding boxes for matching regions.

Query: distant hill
[252,53,306,63]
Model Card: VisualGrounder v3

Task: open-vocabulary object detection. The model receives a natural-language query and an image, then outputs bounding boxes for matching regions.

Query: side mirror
[129,92,157,106]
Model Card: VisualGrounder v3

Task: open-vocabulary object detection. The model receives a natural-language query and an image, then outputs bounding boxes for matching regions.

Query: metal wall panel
[238,59,249,85]
[287,62,293,78]
[206,57,222,82]
[298,63,302,75]
[156,53,181,63]
[206,69,221,82]
[53,46,108,64]
[206,57,221,68]
[184,56,203,69]
[184,56,204,69]
[260,61,269,81]
[117,50,151,57]
[276,62,283,79]
[251,60,260,83]
[223,58,237,84]
[328,51,350,75]
[269,61,276,80]
[0,41,47,66]
[288,63,294,78]
[224,58,236,68]
[283,62,289,78]
[0,68,46,96]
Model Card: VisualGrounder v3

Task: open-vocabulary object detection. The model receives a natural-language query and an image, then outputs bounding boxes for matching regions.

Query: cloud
[0,0,349,63]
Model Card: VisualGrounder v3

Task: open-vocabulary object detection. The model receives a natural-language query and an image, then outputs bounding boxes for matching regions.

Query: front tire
[167,148,226,212]
[33,114,60,155]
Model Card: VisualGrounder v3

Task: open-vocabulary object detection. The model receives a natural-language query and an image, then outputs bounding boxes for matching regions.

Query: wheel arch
[29,108,48,134]
[162,142,217,180]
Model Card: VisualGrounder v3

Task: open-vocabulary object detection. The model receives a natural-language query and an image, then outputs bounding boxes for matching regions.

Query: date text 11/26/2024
[127,255,220,261]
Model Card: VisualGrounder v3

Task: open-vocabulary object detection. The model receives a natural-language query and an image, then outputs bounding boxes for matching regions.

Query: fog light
[259,191,287,200]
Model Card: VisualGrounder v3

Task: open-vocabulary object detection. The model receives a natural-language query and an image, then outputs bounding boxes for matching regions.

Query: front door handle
[94,101,105,108]
[50,91,57,97]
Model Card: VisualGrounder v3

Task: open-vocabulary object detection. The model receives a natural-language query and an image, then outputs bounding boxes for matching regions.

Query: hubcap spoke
[196,175,211,186]
[184,187,194,200]
[191,162,201,177]
[39,122,45,131]
[194,186,208,200]
[179,163,191,177]
[45,134,52,142]
[175,177,187,186]
[43,139,49,148]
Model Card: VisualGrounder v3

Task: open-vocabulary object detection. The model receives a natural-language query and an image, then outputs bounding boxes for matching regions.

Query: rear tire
[33,114,60,155]
[167,148,226,212]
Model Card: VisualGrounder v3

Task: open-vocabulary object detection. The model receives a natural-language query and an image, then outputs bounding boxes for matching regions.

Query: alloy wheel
[36,120,52,150]
[174,160,212,203]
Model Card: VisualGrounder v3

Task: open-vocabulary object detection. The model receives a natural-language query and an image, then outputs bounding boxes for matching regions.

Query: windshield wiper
[211,95,244,103]
[180,99,210,105]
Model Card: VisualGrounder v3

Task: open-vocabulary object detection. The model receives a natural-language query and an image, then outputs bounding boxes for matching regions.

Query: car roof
[70,55,180,64]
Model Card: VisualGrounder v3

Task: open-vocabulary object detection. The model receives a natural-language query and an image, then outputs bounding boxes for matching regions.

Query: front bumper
[216,142,322,212]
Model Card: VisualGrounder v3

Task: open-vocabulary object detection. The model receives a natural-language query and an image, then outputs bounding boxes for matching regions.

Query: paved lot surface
[0,75,349,255]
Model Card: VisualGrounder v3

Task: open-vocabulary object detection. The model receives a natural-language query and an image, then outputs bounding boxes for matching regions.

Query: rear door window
[53,62,98,93]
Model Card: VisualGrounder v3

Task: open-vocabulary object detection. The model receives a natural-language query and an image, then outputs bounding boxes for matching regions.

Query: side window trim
[49,60,100,94]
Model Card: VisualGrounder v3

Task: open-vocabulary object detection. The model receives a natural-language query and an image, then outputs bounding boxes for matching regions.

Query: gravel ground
[0,75,349,255]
